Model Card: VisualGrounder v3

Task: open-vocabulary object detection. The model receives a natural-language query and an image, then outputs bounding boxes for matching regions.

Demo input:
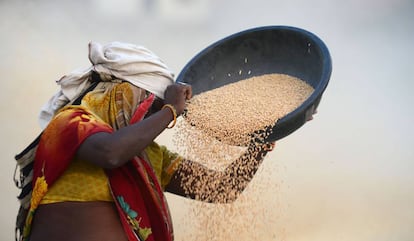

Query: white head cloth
[38,41,175,129]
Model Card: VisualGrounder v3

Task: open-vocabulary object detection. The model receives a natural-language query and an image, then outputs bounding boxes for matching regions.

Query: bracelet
[162,104,177,129]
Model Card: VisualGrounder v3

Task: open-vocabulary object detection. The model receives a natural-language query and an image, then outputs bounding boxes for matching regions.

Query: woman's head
[39,41,174,129]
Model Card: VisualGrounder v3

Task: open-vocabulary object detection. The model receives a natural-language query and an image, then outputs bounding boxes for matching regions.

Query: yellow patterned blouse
[40,142,182,204]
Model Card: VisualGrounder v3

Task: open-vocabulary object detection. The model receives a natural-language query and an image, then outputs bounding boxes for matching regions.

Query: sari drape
[24,82,174,241]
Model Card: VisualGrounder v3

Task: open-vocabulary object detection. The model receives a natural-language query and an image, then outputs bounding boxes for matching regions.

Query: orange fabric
[33,106,113,186]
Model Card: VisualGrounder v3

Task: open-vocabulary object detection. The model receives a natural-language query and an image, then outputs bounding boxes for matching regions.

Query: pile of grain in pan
[183,73,314,146]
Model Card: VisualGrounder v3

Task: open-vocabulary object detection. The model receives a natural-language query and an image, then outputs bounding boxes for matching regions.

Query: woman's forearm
[77,107,174,169]
[77,83,191,169]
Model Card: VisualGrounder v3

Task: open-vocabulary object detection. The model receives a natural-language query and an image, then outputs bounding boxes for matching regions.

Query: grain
[183,73,314,146]
[172,73,314,240]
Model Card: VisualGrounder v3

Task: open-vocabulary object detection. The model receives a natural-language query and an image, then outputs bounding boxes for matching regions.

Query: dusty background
[1,0,413,240]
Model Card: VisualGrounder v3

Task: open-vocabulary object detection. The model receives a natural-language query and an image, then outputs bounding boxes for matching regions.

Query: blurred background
[1,0,413,240]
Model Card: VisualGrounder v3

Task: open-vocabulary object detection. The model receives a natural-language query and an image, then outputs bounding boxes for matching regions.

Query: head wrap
[39,41,174,129]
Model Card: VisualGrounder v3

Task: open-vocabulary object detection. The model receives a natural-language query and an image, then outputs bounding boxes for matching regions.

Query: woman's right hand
[164,83,192,115]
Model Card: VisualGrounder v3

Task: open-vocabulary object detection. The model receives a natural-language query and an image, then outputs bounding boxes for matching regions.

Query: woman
[19,42,275,241]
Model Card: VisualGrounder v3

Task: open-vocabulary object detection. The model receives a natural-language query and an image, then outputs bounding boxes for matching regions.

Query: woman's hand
[164,83,192,116]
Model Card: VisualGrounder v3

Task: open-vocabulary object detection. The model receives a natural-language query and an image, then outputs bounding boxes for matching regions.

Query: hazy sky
[1,0,413,240]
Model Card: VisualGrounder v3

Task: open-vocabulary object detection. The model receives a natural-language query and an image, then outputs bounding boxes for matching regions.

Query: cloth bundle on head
[39,41,175,129]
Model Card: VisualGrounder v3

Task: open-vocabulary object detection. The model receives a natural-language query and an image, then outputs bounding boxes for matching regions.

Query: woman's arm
[76,108,174,169]
[76,83,192,169]
[165,141,275,203]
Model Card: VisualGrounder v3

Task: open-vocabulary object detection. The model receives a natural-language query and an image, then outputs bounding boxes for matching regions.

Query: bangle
[162,104,177,128]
